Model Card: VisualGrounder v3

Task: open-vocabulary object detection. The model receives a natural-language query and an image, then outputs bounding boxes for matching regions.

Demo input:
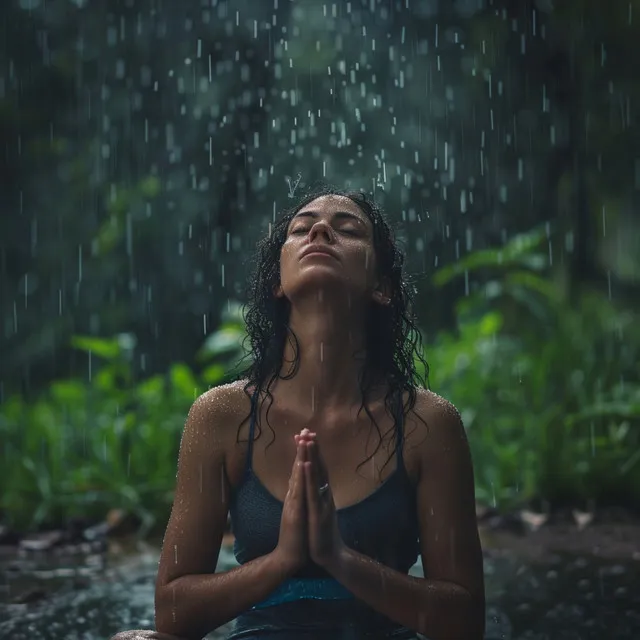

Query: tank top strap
[394,389,406,471]
[245,386,260,473]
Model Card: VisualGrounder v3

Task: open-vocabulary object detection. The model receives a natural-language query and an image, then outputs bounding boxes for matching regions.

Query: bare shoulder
[413,387,463,426]
[405,387,466,452]
[183,379,252,446]
[192,378,251,417]
[402,388,477,493]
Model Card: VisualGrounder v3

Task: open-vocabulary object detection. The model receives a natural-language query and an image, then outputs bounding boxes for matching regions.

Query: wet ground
[1,525,639,640]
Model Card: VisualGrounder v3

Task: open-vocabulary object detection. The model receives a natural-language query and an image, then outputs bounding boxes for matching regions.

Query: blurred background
[1,0,639,639]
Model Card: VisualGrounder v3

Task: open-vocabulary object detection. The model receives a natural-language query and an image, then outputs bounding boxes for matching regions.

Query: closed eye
[289,225,360,236]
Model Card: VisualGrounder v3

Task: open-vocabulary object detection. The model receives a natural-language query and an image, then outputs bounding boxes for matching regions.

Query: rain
[1,1,640,639]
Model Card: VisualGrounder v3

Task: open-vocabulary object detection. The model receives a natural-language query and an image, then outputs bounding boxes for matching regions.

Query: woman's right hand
[274,436,308,573]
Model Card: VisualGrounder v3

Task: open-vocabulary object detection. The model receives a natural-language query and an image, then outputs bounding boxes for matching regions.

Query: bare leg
[110,631,192,640]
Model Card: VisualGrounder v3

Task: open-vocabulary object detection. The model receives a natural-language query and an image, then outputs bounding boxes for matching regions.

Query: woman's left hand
[295,429,346,568]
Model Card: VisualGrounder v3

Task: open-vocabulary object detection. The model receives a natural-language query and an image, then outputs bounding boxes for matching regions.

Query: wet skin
[111,196,485,640]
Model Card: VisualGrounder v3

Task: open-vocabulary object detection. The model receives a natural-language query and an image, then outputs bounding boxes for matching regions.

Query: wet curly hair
[238,185,429,473]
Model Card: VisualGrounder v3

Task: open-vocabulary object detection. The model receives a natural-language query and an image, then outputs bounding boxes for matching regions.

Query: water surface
[1,543,638,639]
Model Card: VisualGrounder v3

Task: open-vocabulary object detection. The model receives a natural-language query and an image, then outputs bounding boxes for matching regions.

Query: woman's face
[277,195,388,306]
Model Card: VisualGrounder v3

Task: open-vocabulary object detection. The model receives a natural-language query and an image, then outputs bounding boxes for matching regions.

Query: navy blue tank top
[226,391,421,639]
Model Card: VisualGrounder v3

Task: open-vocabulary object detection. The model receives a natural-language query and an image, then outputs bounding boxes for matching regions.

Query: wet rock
[9,587,48,604]
[19,530,66,552]
[572,508,595,530]
[15,529,109,569]
[83,520,110,541]
[519,508,549,532]
[15,516,122,558]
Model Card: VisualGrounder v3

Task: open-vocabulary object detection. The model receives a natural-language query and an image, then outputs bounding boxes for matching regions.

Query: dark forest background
[1,0,639,535]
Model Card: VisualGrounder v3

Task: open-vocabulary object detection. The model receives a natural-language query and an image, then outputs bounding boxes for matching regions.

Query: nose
[308,219,335,243]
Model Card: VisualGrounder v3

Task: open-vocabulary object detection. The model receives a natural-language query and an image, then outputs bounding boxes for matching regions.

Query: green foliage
[0,312,247,534]
[2,238,639,534]
[429,230,640,509]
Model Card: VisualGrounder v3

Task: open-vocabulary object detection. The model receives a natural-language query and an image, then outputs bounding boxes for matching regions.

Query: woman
[111,188,485,640]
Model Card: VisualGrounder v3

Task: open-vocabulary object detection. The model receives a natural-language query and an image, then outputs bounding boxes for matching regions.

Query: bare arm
[154,386,295,639]
[323,392,485,640]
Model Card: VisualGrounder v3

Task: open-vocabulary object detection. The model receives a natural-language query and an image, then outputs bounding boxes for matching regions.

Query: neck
[276,290,369,413]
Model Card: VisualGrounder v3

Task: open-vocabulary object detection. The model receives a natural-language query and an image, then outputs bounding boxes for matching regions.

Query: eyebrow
[292,210,366,225]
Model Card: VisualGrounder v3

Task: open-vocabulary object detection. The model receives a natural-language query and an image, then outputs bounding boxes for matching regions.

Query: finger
[304,459,319,514]
[293,435,304,462]
[306,439,328,485]
[294,432,315,448]
[289,438,306,497]
[304,442,324,508]
[289,459,303,500]
[298,437,307,464]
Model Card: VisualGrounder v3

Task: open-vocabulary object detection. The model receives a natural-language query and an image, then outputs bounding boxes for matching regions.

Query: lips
[300,245,339,261]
